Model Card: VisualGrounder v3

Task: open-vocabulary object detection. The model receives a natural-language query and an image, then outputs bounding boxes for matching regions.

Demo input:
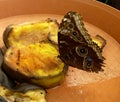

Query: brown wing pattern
[58,11,105,72]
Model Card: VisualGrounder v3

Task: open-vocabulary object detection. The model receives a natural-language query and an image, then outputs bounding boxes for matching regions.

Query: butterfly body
[58,11,105,72]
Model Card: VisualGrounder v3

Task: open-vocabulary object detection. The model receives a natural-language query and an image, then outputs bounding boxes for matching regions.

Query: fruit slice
[0,85,46,102]
[92,35,106,49]
[3,19,67,88]
[3,19,58,48]
[3,43,67,88]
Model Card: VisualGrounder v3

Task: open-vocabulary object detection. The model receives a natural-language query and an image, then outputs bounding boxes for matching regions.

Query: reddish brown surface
[0,0,120,102]
[47,77,120,102]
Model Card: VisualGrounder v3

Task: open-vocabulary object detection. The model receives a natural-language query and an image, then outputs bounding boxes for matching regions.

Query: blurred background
[97,0,120,10]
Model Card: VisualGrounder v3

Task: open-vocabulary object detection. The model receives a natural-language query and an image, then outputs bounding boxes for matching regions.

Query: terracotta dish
[0,0,120,102]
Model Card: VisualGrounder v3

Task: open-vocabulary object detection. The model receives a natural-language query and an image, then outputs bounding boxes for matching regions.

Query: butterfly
[58,11,105,72]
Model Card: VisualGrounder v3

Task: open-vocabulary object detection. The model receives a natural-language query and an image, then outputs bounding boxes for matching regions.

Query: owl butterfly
[58,11,106,72]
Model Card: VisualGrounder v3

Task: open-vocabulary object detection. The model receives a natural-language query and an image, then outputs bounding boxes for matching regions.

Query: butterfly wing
[58,11,105,72]
[75,44,104,72]
[58,11,89,44]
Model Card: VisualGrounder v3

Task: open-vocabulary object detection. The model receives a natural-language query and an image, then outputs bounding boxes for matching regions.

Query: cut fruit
[3,19,67,88]
[3,19,58,48]
[3,43,67,88]
[0,85,46,102]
